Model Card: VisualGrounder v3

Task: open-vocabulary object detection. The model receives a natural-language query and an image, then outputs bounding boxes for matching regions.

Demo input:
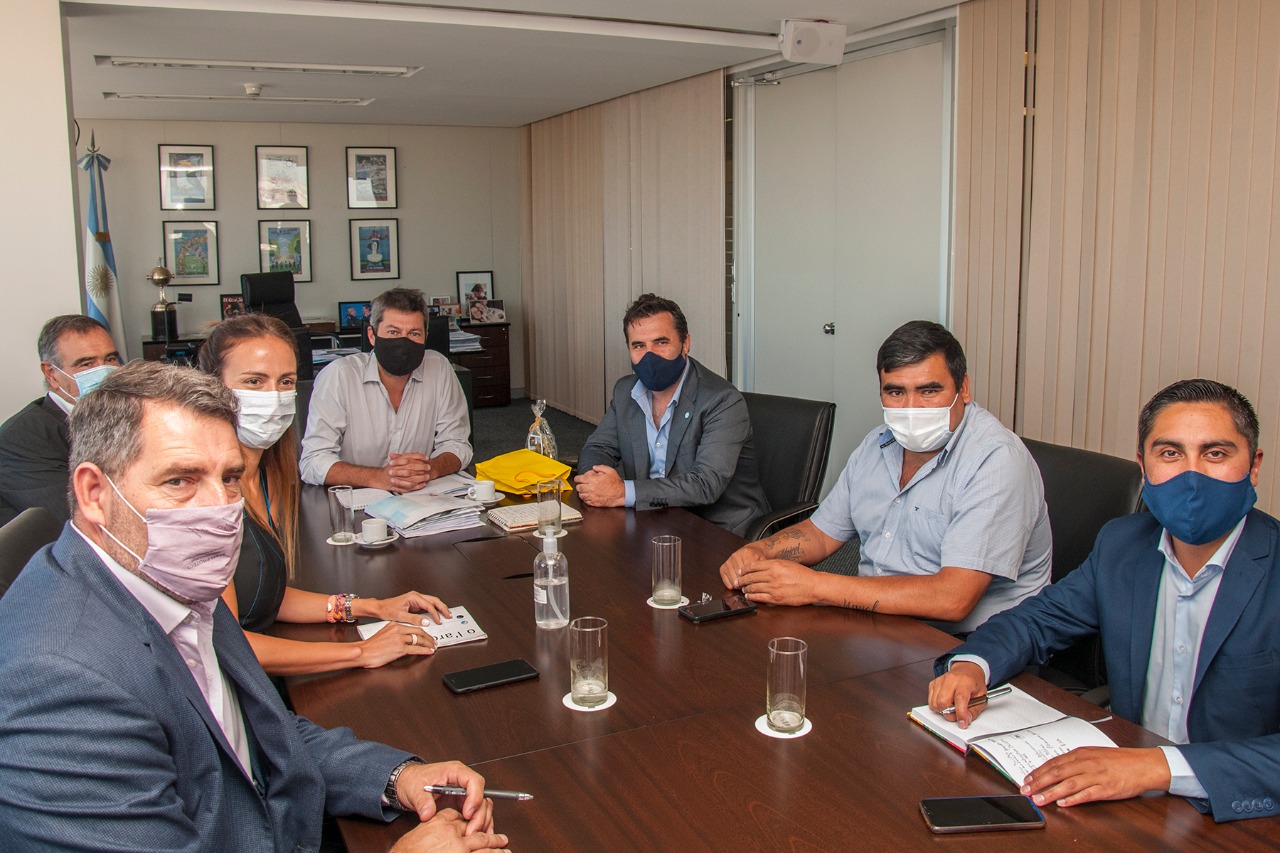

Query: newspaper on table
[335,472,476,511]
[364,493,485,538]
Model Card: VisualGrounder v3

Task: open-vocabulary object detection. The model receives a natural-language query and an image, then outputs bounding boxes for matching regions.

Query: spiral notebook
[485,501,582,533]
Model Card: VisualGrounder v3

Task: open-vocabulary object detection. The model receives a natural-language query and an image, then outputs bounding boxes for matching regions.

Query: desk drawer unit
[450,323,510,407]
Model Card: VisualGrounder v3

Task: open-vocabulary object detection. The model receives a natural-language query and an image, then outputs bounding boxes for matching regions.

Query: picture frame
[255,145,308,209]
[220,294,245,320]
[258,219,312,282]
[457,271,495,309]
[437,302,462,318]
[158,144,215,210]
[467,298,506,324]
[346,146,397,208]
[162,220,219,285]
[349,218,399,280]
[339,300,372,331]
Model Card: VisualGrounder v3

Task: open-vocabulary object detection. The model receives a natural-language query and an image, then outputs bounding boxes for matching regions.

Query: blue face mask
[1142,469,1256,546]
[632,351,687,392]
[55,363,117,401]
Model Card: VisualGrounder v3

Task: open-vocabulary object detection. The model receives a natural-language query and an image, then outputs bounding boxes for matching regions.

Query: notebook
[357,605,488,648]
[908,684,1116,784]
[485,501,583,533]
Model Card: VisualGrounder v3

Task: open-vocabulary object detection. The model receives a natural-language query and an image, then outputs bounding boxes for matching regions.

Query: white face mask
[883,392,963,453]
[233,389,296,450]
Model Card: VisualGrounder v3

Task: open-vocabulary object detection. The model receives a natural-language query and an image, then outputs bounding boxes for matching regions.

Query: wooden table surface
[282,487,1280,851]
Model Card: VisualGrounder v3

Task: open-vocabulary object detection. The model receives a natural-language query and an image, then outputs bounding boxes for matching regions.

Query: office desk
[283,488,1280,850]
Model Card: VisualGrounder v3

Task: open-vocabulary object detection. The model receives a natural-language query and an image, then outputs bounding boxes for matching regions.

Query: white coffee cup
[468,480,498,502]
[361,518,388,543]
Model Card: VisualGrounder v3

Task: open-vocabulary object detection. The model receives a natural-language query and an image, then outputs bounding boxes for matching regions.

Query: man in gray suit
[575,293,769,537]
[0,314,121,524]
[0,362,508,852]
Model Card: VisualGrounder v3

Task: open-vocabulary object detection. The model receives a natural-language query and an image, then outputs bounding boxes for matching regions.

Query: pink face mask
[100,476,244,605]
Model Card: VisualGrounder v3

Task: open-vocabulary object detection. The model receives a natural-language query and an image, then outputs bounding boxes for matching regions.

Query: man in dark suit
[0,362,507,851]
[574,293,769,537]
[928,379,1280,822]
[0,314,121,524]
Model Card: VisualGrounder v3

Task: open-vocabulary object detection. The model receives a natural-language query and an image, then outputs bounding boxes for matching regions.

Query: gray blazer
[578,357,769,537]
[0,396,71,525]
[0,527,411,851]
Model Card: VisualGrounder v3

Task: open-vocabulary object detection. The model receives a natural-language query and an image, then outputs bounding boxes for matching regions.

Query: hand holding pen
[926,660,1009,728]
[941,684,1012,716]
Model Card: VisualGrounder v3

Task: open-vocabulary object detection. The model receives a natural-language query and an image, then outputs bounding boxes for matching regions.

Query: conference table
[280,487,1280,851]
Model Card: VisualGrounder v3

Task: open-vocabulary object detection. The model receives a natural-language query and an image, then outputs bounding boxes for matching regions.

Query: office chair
[0,507,62,599]
[241,272,304,328]
[741,392,837,541]
[1020,436,1144,694]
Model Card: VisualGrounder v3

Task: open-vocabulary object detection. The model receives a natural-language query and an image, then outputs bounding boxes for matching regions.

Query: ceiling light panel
[99,56,420,77]
[103,92,373,105]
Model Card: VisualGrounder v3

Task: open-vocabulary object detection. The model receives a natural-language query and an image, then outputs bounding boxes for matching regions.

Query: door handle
[823,322,836,335]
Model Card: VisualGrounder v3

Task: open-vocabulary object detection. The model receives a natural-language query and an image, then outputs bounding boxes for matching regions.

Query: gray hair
[68,361,238,510]
[38,315,110,390]
[370,287,427,333]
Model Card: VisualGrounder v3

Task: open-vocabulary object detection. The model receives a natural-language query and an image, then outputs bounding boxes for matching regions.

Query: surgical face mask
[883,392,963,453]
[54,363,117,401]
[1142,469,1256,546]
[233,388,296,449]
[632,351,687,393]
[99,476,244,606]
[373,335,426,377]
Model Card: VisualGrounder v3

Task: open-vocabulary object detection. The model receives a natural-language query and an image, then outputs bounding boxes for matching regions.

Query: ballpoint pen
[940,684,1012,716]
[424,784,534,801]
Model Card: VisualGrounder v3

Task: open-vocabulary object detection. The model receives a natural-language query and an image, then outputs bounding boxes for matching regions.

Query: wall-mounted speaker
[779,19,847,67]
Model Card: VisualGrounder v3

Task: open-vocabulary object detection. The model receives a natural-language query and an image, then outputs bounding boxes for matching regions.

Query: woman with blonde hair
[199,313,447,674]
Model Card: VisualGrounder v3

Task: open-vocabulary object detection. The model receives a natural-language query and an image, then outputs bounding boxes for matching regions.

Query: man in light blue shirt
[575,294,769,537]
[721,321,1051,634]
[929,379,1280,822]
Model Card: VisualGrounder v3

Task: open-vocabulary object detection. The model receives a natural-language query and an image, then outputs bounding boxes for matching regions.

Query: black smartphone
[678,593,757,623]
[443,659,539,694]
[920,796,1045,833]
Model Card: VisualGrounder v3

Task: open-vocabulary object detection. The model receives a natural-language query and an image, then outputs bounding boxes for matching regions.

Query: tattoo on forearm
[763,528,810,557]
[842,599,880,613]
[775,546,803,561]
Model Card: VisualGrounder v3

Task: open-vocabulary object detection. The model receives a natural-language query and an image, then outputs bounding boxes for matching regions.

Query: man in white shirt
[0,314,121,524]
[0,361,506,851]
[300,287,471,490]
[928,379,1280,823]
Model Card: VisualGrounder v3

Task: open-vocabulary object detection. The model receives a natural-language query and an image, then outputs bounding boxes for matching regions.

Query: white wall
[1,1,84,404]
[75,119,526,390]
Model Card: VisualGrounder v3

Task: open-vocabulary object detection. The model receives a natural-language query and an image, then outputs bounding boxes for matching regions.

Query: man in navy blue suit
[929,378,1280,822]
[0,362,509,851]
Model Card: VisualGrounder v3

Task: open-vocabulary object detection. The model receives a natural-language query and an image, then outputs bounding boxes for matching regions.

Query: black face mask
[373,335,426,376]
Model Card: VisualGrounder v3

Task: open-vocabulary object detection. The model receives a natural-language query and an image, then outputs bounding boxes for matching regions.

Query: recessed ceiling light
[103,92,373,106]
[99,56,420,77]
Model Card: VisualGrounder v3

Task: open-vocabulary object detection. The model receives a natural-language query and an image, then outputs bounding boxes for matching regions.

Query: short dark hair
[371,288,427,332]
[1137,378,1260,457]
[622,293,688,343]
[38,314,109,367]
[876,320,967,390]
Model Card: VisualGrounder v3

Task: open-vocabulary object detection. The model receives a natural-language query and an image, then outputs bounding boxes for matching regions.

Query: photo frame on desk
[158,144,215,210]
[346,147,396,208]
[220,294,245,320]
[349,218,399,280]
[339,300,372,331]
[255,146,308,209]
[162,220,219,285]
[259,219,312,282]
[457,271,494,307]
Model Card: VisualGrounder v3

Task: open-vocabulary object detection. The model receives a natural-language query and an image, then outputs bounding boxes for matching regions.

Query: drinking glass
[651,535,682,606]
[569,616,608,707]
[327,486,355,544]
[767,637,807,733]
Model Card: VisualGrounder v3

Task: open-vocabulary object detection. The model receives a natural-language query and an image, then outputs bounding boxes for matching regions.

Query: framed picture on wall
[349,218,399,280]
[339,301,372,331]
[456,271,494,309]
[158,144,215,210]
[220,294,245,320]
[255,146,308,208]
[346,147,397,208]
[162,220,219,285]
[258,220,312,282]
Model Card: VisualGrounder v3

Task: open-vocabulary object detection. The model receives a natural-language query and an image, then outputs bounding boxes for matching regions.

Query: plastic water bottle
[534,535,570,629]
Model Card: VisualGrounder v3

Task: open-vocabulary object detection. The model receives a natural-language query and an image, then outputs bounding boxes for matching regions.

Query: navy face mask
[632,351,687,392]
[1142,469,1256,546]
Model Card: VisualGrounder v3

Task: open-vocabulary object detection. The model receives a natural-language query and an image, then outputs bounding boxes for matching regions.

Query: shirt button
[884,531,893,540]
[1178,645,1187,654]
[894,498,902,505]
[186,658,198,667]
[1174,696,1183,705]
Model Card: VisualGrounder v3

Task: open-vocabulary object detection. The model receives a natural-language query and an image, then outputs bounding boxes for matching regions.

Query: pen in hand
[941,684,1013,716]
[424,784,534,802]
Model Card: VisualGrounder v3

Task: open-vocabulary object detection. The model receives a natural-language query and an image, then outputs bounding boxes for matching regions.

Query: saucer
[473,494,504,507]
[355,530,400,549]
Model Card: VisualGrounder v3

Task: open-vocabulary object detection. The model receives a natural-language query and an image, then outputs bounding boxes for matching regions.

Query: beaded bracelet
[326,593,359,624]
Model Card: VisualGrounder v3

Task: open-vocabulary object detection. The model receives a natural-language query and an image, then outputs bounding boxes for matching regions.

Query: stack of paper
[365,493,485,538]
[449,329,483,353]
[334,473,477,511]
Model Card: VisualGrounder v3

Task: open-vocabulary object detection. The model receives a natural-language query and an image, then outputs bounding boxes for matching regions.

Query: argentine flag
[77,133,127,356]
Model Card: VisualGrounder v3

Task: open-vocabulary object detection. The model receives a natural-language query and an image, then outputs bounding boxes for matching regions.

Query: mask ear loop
[98,473,148,565]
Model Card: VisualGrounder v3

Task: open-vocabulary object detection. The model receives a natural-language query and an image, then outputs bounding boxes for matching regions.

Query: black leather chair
[742,392,837,541]
[1021,436,1144,692]
[241,271,304,328]
[0,507,62,599]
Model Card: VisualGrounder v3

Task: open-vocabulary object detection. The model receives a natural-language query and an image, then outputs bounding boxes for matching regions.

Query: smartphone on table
[443,659,539,694]
[920,795,1045,833]
[678,593,757,623]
